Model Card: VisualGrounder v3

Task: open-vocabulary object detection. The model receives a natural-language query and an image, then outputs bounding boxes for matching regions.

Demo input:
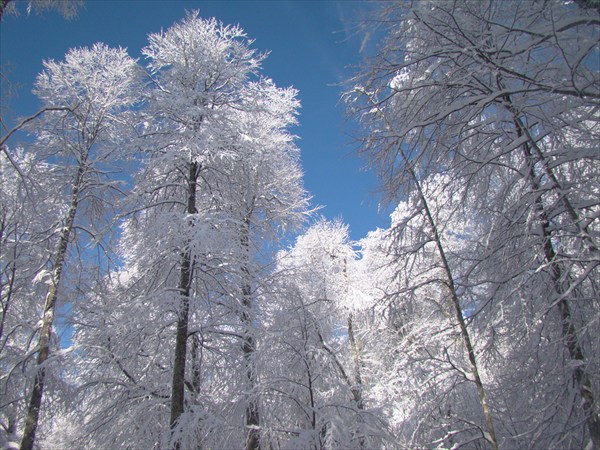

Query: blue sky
[1,0,389,241]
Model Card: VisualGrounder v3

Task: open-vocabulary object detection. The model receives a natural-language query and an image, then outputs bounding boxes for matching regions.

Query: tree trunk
[190,333,202,395]
[366,93,499,448]
[347,313,366,449]
[242,328,260,450]
[240,213,260,450]
[342,257,366,416]
[169,161,198,447]
[412,175,499,450]
[347,314,364,408]
[532,170,600,449]
[20,163,85,450]
[509,111,600,449]
[0,217,18,345]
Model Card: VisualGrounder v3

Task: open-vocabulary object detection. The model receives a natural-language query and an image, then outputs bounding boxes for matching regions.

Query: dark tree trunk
[510,111,600,450]
[169,161,198,448]
[240,213,260,450]
[190,333,202,395]
[347,313,366,449]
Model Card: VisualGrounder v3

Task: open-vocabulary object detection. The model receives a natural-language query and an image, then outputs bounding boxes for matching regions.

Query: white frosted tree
[70,13,309,450]
[355,175,503,448]
[347,0,599,447]
[11,43,141,450]
[139,14,266,446]
[261,219,390,449]
[213,78,309,450]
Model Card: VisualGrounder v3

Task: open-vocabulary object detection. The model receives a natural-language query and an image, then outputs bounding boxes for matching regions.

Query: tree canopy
[1,2,598,449]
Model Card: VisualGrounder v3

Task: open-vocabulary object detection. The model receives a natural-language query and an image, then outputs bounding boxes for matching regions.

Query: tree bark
[169,161,198,448]
[0,217,18,346]
[190,333,202,395]
[347,313,366,449]
[20,162,85,450]
[240,213,260,450]
[509,110,600,449]
[412,173,499,450]
[342,259,365,414]
[347,314,364,409]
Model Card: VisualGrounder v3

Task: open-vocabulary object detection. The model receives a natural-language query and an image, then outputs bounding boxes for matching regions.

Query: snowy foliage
[347,0,600,448]
[2,2,599,449]
[65,12,310,450]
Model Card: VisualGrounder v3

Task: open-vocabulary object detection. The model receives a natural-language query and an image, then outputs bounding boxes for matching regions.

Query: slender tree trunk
[302,329,319,449]
[347,313,366,449]
[412,174,499,450]
[347,314,364,409]
[342,259,365,413]
[366,92,499,448]
[532,169,600,449]
[169,161,198,447]
[0,219,18,345]
[20,162,85,450]
[511,114,599,256]
[190,333,202,395]
[242,329,260,450]
[240,213,260,450]
[343,255,365,446]
[509,111,600,449]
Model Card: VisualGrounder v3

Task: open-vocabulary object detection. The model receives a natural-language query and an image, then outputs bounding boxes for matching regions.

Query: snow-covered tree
[0,151,65,450]
[261,219,390,449]
[0,0,83,20]
[353,174,500,448]
[347,0,599,447]
[10,43,141,450]
[70,13,309,450]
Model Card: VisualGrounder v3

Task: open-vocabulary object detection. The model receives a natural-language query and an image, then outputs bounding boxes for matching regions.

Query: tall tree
[0,150,63,450]
[141,13,270,448]
[140,14,256,444]
[262,219,388,449]
[219,78,309,450]
[16,43,140,450]
[359,175,501,448]
[347,0,599,447]
[69,13,308,450]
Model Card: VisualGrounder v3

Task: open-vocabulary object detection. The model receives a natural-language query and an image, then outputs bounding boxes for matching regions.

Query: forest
[1,1,599,449]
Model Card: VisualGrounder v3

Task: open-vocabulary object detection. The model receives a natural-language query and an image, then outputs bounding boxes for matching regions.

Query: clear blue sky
[1,0,388,241]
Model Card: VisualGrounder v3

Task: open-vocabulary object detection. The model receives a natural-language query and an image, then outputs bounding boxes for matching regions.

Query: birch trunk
[20,162,85,450]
